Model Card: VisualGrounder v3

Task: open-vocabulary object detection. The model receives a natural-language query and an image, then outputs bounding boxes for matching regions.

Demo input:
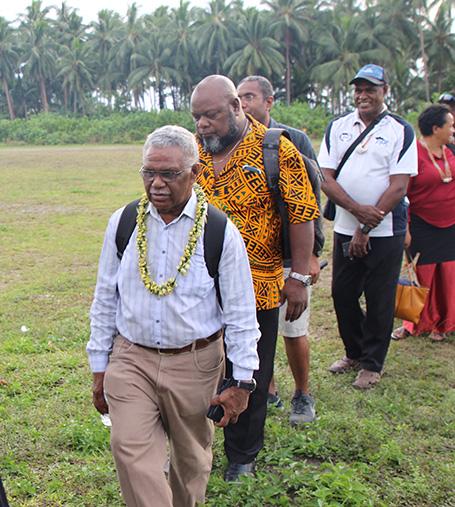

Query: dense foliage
[0,103,333,144]
[0,0,454,121]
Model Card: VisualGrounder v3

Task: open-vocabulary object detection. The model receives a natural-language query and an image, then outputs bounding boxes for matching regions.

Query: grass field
[0,145,454,507]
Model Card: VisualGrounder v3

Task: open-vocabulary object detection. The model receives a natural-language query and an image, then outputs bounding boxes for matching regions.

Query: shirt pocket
[176,250,213,297]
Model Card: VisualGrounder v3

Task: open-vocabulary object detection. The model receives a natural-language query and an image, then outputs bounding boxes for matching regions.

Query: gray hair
[238,76,274,100]
[143,125,198,167]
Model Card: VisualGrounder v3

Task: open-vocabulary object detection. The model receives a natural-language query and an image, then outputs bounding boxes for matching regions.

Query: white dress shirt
[87,190,260,380]
[318,109,417,237]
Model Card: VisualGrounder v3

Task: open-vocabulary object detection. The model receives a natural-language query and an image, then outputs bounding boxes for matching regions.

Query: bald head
[191,75,247,155]
[191,75,238,105]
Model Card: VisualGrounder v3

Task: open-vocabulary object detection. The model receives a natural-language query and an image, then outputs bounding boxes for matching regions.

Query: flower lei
[136,184,208,296]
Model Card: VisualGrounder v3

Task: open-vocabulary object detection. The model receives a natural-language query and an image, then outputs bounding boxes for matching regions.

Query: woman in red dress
[393,104,455,341]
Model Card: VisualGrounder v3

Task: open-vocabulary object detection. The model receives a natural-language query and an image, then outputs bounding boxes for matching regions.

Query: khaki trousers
[104,334,224,507]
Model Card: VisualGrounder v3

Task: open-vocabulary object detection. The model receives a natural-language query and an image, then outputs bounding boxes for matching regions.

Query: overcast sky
[0,0,254,23]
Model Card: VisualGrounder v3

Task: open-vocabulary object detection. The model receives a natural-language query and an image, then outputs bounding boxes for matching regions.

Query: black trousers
[224,307,279,464]
[332,233,404,373]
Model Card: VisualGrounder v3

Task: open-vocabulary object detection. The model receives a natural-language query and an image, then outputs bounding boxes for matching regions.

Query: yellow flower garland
[136,184,208,296]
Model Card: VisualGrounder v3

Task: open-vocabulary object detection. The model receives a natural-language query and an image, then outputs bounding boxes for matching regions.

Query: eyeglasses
[439,93,455,103]
[139,167,186,182]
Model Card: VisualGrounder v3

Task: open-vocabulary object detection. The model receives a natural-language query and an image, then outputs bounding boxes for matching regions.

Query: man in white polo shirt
[319,64,417,389]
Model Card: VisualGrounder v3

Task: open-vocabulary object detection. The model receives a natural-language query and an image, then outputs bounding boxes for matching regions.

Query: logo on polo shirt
[339,132,353,142]
[375,136,389,145]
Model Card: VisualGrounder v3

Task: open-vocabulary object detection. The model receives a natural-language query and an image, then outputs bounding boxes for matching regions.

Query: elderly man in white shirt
[87,125,259,507]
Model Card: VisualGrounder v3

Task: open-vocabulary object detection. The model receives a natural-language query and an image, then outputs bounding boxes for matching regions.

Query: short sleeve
[278,137,319,224]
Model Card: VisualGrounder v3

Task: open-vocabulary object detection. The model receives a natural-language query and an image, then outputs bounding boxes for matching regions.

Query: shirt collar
[268,117,278,128]
[353,105,388,127]
[146,189,197,224]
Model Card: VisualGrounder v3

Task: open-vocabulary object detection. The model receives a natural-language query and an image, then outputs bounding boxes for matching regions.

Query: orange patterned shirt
[197,116,319,310]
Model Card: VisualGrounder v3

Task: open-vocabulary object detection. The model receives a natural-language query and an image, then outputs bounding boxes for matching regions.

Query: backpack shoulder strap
[115,199,140,260]
[204,204,227,278]
[263,127,291,195]
[115,199,227,285]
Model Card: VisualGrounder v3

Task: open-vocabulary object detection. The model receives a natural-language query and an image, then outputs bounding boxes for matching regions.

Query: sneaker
[267,392,284,409]
[328,356,360,374]
[224,461,255,482]
[289,392,316,425]
[352,369,381,389]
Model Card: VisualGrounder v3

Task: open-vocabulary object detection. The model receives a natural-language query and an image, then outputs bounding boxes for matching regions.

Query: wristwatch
[361,225,372,234]
[232,378,257,392]
[288,271,312,287]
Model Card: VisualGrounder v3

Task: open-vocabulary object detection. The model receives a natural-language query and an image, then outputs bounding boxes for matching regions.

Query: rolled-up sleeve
[218,220,260,380]
[87,208,123,372]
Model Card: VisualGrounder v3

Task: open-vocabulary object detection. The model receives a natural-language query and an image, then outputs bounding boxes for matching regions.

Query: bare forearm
[289,221,314,274]
[375,175,409,215]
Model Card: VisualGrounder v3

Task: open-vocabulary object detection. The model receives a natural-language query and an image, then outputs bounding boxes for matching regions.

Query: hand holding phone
[207,378,235,422]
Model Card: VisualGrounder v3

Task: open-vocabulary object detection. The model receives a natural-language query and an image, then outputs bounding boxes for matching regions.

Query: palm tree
[311,14,384,113]
[0,17,18,119]
[128,33,179,110]
[167,1,199,108]
[194,0,234,75]
[424,2,455,92]
[57,39,94,113]
[224,9,284,80]
[20,0,56,112]
[115,3,145,109]
[88,9,123,109]
[262,0,312,104]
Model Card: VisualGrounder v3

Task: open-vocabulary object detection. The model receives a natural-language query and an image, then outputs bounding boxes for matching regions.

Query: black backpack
[263,127,321,268]
[115,200,227,303]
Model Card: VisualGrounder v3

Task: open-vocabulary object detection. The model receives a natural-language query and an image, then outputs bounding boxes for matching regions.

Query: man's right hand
[352,204,384,228]
[92,372,108,414]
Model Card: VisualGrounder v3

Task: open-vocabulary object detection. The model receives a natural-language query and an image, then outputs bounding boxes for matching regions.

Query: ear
[265,96,274,112]
[191,163,201,179]
[232,97,242,114]
[383,84,389,96]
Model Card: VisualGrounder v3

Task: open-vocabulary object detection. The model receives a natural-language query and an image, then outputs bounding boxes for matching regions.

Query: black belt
[135,329,222,355]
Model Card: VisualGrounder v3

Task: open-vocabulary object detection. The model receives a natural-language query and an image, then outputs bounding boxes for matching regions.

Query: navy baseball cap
[350,64,387,86]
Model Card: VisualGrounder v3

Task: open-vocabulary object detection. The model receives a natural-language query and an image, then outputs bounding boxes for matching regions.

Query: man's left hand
[280,278,308,322]
[349,227,370,258]
[210,386,250,428]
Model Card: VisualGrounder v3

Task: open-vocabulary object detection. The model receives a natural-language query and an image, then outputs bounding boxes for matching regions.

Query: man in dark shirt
[238,75,324,425]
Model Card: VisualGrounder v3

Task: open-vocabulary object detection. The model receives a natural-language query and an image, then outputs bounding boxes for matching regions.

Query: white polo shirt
[318,109,417,237]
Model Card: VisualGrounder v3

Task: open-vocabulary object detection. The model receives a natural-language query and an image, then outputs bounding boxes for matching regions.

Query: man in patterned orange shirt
[190,75,319,481]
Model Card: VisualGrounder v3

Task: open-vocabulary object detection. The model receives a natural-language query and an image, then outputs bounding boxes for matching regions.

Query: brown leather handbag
[394,254,429,325]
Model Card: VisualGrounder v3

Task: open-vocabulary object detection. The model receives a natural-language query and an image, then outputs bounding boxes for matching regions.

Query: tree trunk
[418,26,430,102]
[39,75,49,113]
[2,78,16,120]
[63,85,68,112]
[285,28,291,105]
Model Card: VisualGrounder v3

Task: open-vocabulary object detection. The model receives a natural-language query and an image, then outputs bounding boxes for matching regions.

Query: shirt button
[162,250,165,254]
[157,341,160,345]
[156,320,160,323]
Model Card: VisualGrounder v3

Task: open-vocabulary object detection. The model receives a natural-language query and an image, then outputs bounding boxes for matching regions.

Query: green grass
[1,145,454,506]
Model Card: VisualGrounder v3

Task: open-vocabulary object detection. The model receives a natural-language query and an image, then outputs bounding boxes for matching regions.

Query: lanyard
[420,140,453,183]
